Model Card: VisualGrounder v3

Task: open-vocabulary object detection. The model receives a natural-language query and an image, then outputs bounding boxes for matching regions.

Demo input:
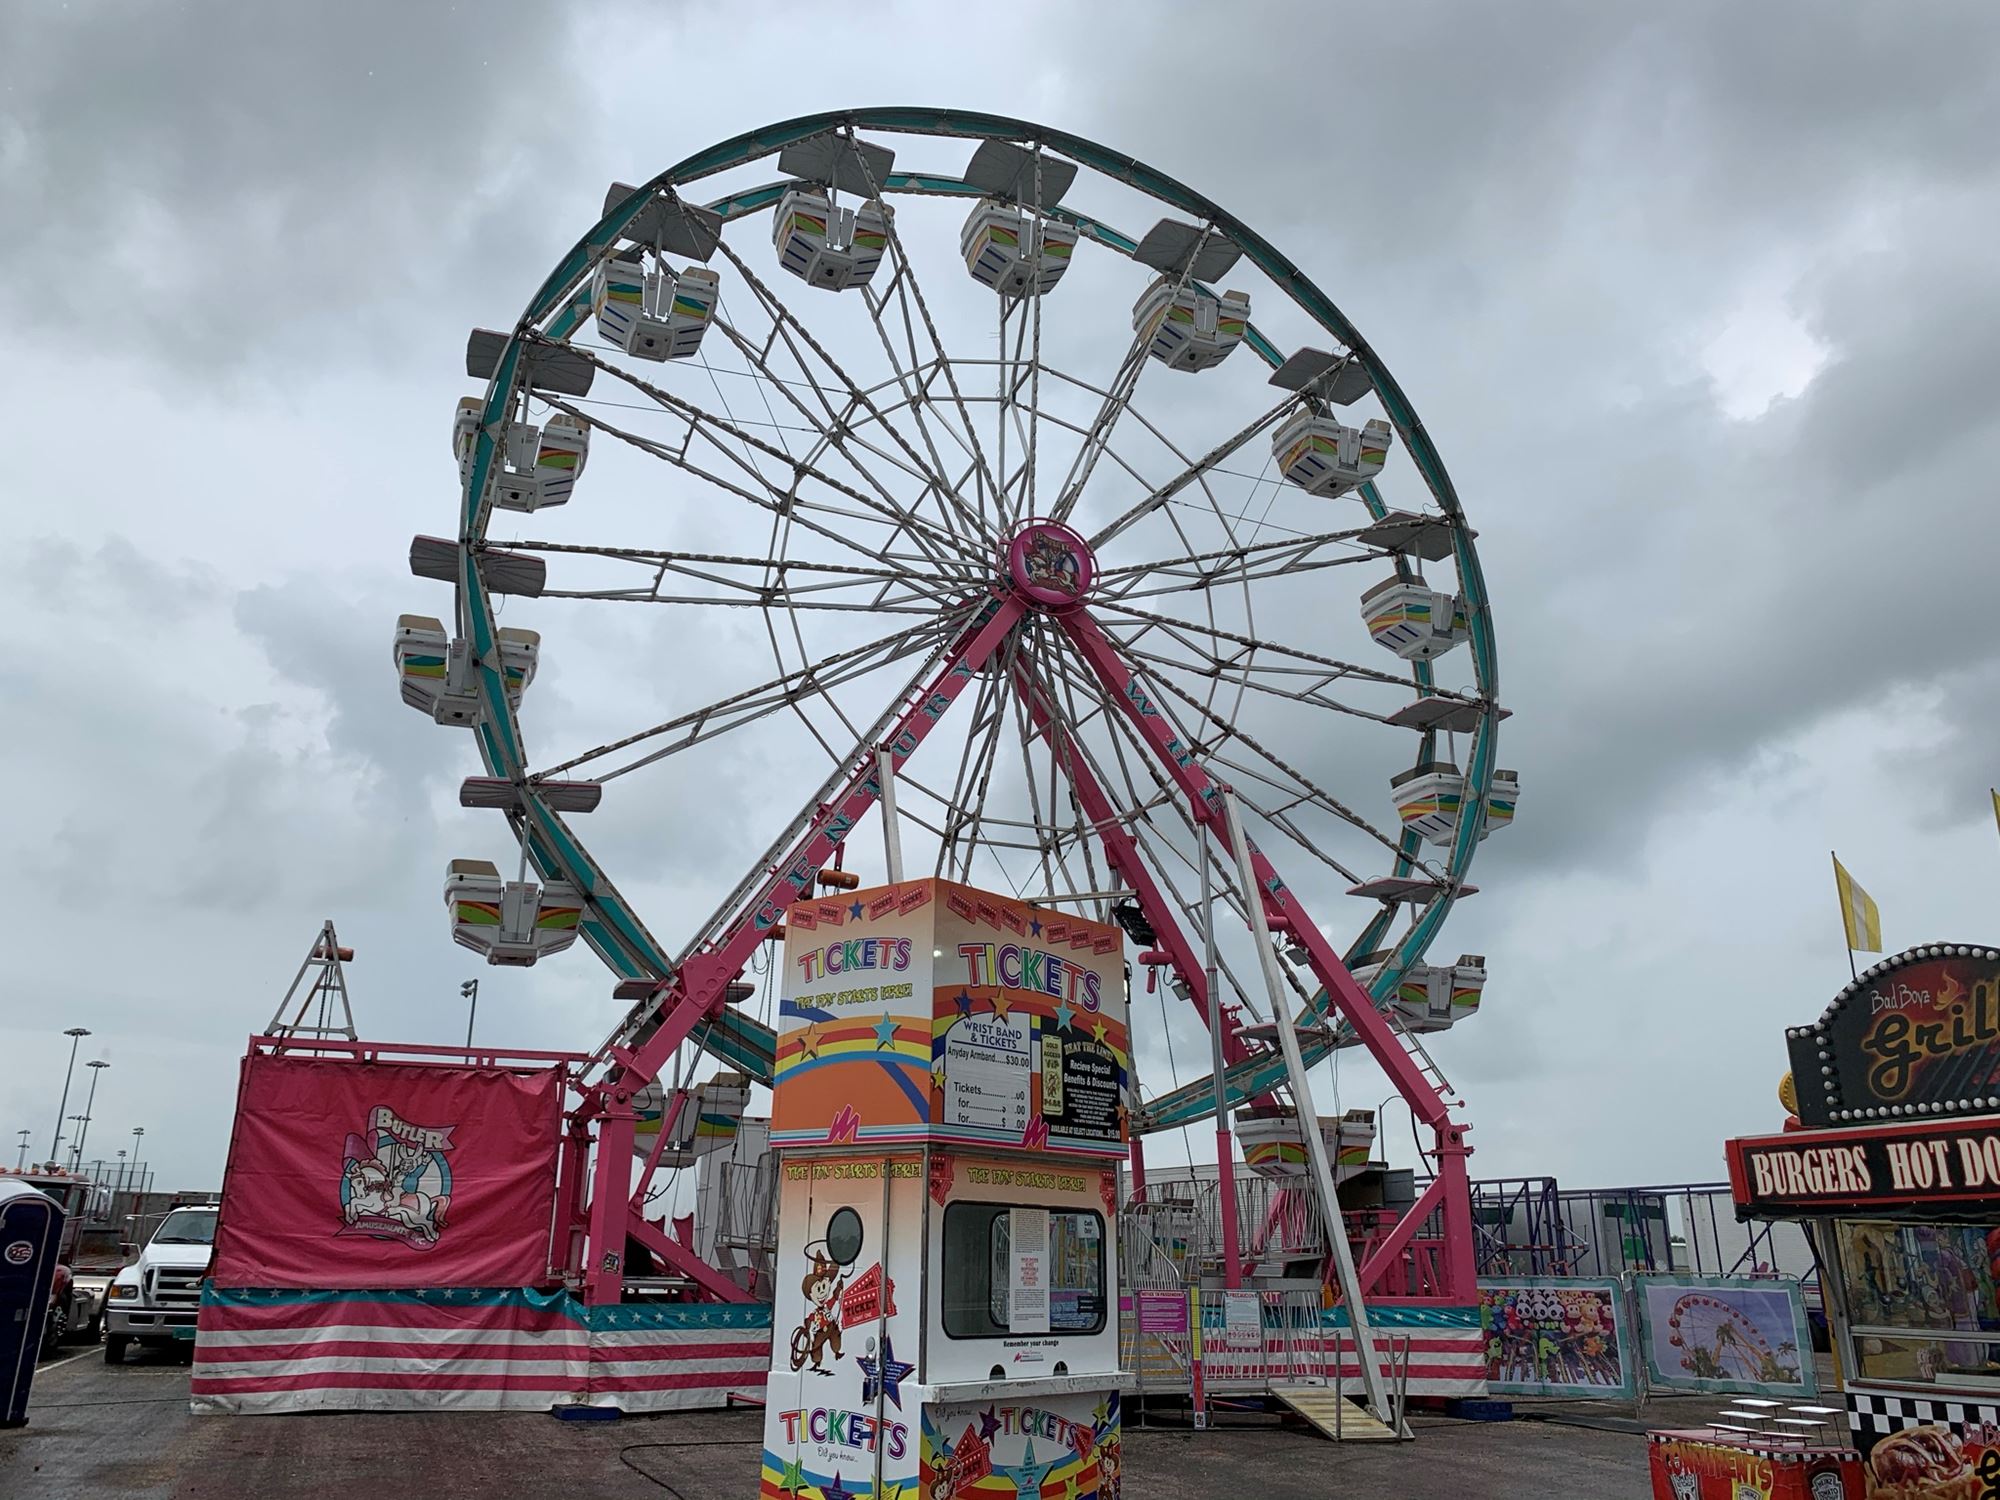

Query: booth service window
[1837,1219,2000,1385]
[941,1202,1105,1338]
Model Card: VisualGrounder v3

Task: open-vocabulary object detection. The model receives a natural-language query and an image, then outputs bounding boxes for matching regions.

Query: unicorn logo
[1022,532,1083,597]
[338,1105,454,1249]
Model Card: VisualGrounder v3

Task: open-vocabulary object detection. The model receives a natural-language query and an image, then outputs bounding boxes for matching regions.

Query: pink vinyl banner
[212,1053,563,1290]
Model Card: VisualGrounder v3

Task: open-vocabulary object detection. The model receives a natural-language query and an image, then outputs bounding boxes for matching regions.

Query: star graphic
[849,900,864,921]
[1090,1018,1108,1044]
[1063,1476,1078,1500]
[932,1061,948,1095]
[776,1455,806,1495]
[1052,998,1077,1032]
[1092,1396,1111,1428]
[989,990,1011,1021]
[873,1013,899,1049]
[800,1026,822,1061]
[1008,1438,1052,1499]
[1029,914,1042,937]
[954,990,974,1019]
[979,1405,1001,1443]
[859,1334,915,1409]
[824,1471,857,1500]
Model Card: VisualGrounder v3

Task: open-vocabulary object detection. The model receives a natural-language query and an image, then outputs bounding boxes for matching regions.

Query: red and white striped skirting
[191,1289,770,1415]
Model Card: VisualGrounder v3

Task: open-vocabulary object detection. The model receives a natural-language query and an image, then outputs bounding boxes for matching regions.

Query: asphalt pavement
[4,1347,1725,1500]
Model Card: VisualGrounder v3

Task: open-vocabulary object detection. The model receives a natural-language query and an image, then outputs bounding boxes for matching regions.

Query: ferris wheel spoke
[668,594,1023,970]
[1094,525,1386,589]
[841,133,1006,530]
[1105,634,1424,868]
[713,305,989,556]
[1094,599,1440,698]
[1119,639,1407,727]
[857,287,990,546]
[941,624,1032,883]
[532,607,968,783]
[538,393,960,592]
[1103,546,1379,604]
[1085,391,1298,551]
[496,542,973,610]
[554,344,968,576]
[708,239,990,563]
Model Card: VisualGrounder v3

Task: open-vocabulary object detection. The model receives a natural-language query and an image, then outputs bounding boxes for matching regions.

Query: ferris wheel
[395,110,1511,1239]
[1668,1294,1794,1383]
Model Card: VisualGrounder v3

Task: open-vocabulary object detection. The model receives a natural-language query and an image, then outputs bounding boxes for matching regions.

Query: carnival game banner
[211,1053,563,1289]
[1633,1274,1816,1398]
[1477,1277,1637,1399]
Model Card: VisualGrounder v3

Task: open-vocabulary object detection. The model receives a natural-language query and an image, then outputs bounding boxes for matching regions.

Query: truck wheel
[104,1335,129,1365]
[43,1304,67,1356]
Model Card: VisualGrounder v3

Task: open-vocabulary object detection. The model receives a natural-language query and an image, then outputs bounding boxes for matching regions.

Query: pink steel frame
[575,588,1475,1311]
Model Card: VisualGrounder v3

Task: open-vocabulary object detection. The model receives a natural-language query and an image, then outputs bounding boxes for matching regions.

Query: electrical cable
[618,1438,763,1499]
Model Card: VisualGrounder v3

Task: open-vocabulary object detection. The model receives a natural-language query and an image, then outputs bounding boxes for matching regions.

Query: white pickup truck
[103,1204,217,1363]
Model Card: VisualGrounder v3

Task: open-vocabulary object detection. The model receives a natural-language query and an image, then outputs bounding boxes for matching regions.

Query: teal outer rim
[451,108,1501,1119]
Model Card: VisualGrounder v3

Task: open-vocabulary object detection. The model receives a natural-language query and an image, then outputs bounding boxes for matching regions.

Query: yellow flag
[1832,854,1882,953]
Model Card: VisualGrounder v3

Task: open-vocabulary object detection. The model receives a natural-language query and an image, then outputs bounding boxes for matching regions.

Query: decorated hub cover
[1786,944,2000,1127]
[773,880,1128,1156]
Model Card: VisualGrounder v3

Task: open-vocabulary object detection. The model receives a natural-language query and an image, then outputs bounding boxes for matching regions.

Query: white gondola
[631,1072,753,1163]
[1387,955,1488,1034]
[1360,576,1468,661]
[453,397,589,512]
[1272,409,1392,498]
[495,626,541,708]
[1234,1105,1378,1182]
[772,188,890,292]
[444,858,583,967]
[395,614,477,725]
[394,617,540,725]
[959,199,1077,298]
[590,253,719,361]
[1390,762,1519,845]
[1485,770,1520,835]
[1131,276,1250,372]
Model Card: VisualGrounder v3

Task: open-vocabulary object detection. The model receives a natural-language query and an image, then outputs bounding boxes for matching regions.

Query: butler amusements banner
[1786,944,2000,1128]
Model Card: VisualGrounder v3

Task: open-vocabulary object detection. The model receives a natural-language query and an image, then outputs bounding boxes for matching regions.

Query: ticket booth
[758,879,1128,1500]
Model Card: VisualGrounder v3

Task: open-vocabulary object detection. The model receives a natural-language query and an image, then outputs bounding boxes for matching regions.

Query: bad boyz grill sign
[1786,943,2000,1128]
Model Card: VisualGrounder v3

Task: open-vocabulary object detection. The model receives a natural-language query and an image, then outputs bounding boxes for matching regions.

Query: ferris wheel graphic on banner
[1667,1294,1791,1383]
[396,108,1511,1154]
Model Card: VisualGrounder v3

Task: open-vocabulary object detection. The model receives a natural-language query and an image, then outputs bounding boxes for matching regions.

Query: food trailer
[1728,943,2000,1497]
[759,878,1128,1500]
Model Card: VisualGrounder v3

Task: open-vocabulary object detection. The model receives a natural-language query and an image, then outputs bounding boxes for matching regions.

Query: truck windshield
[153,1209,217,1245]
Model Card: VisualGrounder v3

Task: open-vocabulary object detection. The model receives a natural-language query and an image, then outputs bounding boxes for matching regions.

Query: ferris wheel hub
[1001,519,1096,611]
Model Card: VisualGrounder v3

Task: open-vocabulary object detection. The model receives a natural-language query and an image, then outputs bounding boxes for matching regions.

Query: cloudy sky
[4,1,1999,1206]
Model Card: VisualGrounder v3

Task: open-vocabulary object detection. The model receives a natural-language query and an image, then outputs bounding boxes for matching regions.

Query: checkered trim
[1847,1389,2000,1435]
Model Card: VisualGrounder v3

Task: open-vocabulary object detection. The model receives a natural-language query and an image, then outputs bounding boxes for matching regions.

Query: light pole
[461,979,479,1048]
[49,1026,90,1164]
[115,1148,129,1198]
[14,1129,29,1170]
[73,1058,109,1173]
[66,1115,88,1171]
[130,1127,145,1200]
